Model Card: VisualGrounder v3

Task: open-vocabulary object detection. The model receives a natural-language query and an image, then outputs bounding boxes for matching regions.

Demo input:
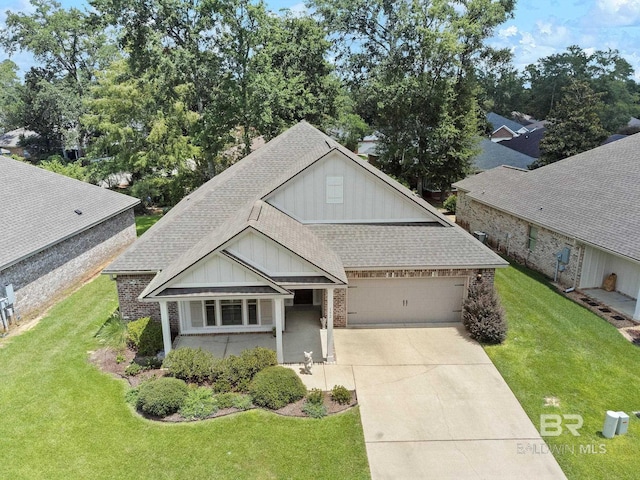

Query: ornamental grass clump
[462,281,507,344]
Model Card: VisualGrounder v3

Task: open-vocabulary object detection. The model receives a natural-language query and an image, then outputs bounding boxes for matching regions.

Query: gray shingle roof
[453,133,640,263]
[308,224,507,269]
[487,112,528,134]
[108,121,504,285]
[473,139,535,171]
[106,121,453,274]
[0,155,139,270]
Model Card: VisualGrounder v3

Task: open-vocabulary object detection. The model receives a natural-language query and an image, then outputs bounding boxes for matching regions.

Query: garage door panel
[348,277,465,325]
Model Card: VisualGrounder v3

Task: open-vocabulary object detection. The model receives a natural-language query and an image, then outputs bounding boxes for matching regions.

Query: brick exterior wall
[114,274,179,332]
[456,191,581,288]
[0,209,136,319]
[116,264,495,332]
[321,288,347,328]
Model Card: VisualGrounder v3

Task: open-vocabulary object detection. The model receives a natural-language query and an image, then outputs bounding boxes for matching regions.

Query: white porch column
[634,286,640,321]
[274,298,284,363]
[159,300,173,355]
[326,288,335,363]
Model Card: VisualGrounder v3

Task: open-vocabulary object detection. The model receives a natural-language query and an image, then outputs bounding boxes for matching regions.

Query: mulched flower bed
[89,347,357,420]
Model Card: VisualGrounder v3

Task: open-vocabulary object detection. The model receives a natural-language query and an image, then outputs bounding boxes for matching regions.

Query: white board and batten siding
[580,246,640,299]
[347,277,466,325]
[171,253,268,288]
[225,230,322,277]
[266,151,438,223]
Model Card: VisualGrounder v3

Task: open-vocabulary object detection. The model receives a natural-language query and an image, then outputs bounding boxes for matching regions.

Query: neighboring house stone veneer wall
[0,210,137,318]
[457,191,581,288]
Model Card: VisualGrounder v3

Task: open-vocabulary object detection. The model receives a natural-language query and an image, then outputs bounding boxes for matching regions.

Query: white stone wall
[0,209,137,318]
[457,192,581,287]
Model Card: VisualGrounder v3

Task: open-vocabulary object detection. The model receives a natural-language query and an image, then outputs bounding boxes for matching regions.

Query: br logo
[540,414,583,437]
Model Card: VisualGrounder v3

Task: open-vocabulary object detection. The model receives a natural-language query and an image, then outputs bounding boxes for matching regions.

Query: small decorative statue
[303,351,313,375]
[320,317,327,329]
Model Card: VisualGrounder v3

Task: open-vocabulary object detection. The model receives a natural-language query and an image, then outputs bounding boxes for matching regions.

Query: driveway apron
[334,326,567,480]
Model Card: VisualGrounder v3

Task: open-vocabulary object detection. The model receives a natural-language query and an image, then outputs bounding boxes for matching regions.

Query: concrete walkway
[330,326,567,480]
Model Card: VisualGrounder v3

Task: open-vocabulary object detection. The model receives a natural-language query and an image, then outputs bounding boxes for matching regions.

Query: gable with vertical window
[326,176,344,204]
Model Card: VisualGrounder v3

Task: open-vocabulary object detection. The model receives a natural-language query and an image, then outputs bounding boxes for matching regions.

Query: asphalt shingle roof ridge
[106,121,333,273]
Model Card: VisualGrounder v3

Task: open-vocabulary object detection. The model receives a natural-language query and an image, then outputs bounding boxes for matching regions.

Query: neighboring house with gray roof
[473,138,535,172]
[0,156,139,319]
[487,112,529,142]
[0,128,38,157]
[105,122,506,362]
[454,133,640,320]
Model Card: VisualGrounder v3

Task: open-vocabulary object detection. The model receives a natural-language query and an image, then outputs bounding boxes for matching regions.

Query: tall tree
[1,0,116,156]
[0,60,23,132]
[534,80,608,168]
[524,46,639,131]
[310,0,514,194]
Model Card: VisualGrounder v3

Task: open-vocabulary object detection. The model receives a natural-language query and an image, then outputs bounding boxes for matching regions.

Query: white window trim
[181,299,264,333]
[326,175,344,204]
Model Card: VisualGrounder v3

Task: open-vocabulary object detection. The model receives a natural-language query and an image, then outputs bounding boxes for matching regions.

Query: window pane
[189,301,203,328]
[221,300,243,326]
[528,226,538,251]
[205,301,216,326]
[248,300,258,325]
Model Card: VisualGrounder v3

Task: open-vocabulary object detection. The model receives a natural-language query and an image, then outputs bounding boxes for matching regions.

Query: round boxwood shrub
[163,347,216,384]
[463,281,507,344]
[249,366,306,410]
[136,377,188,417]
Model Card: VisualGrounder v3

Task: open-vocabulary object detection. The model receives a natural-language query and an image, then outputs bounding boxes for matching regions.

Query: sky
[2,0,640,80]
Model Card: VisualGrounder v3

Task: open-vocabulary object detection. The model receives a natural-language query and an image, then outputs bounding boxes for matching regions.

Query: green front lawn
[135,214,162,236]
[488,264,640,479]
[0,276,370,479]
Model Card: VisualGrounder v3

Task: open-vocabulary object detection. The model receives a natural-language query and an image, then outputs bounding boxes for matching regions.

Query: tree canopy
[534,80,608,168]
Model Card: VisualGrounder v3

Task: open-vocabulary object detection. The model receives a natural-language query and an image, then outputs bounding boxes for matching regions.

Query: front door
[293,289,314,305]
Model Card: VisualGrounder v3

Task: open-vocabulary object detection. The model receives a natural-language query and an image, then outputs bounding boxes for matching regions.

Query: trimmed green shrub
[163,347,216,384]
[214,392,252,410]
[331,385,351,405]
[463,281,507,344]
[179,387,218,420]
[306,388,324,405]
[124,363,143,376]
[302,401,327,418]
[136,377,188,417]
[127,317,163,356]
[249,366,306,410]
[226,347,278,392]
[443,194,457,214]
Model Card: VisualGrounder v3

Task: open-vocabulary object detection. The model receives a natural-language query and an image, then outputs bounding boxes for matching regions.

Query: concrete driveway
[334,326,567,480]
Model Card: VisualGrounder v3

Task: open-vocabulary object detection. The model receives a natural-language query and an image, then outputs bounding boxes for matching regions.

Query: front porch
[173,306,331,363]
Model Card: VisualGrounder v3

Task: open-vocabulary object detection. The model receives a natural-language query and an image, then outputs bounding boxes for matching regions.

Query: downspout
[565,242,582,293]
